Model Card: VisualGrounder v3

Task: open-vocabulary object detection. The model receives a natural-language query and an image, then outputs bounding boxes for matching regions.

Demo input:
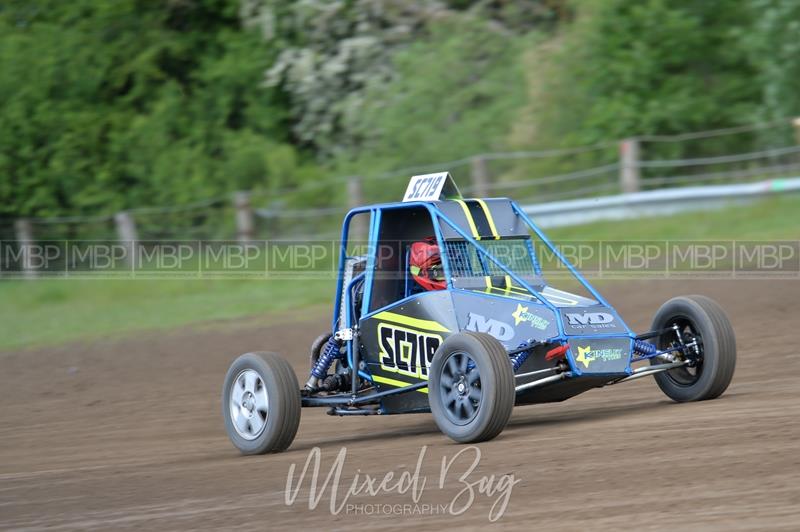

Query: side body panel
[451,290,559,349]
[359,291,457,413]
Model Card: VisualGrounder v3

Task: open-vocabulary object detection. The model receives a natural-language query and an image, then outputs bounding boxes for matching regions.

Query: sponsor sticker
[564,311,616,330]
[465,312,514,341]
[574,345,624,369]
[511,304,550,330]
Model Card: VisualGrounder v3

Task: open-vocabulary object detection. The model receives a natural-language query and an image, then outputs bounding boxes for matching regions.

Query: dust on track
[1,280,798,531]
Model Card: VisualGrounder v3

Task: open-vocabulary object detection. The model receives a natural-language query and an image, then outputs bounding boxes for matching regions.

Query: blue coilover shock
[311,337,344,380]
[511,345,532,372]
[633,339,658,357]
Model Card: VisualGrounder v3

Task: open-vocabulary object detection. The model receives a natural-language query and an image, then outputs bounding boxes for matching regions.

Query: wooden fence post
[347,176,366,242]
[14,218,35,278]
[234,191,254,242]
[619,138,641,193]
[114,211,138,268]
[470,156,490,197]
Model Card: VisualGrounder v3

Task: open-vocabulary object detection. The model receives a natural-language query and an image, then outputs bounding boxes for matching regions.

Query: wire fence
[6,116,800,248]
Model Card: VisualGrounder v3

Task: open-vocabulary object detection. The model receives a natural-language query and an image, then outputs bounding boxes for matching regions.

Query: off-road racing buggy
[222,173,736,454]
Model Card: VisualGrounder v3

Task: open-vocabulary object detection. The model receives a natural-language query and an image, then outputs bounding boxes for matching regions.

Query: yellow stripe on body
[507,284,541,298]
[454,199,480,240]
[484,276,493,293]
[481,285,535,299]
[372,311,450,332]
[504,275,513,295]
[474,198,500,239]
[456,198,522,297]
[483,274,514,295]
[372,374,428,394]
[507,284,531,295]
[469,199,504,294]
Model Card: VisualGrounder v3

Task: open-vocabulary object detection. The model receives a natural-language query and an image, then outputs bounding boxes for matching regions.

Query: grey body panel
[435,198,529,240]
[452,290,559,349]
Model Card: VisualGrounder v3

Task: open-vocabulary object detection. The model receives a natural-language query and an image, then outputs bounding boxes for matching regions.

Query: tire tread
[650,295,736,402]
[429,331,515,443]
[222,352,301,454]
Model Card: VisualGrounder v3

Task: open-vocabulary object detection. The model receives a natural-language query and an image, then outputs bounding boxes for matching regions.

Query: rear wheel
[650,295,736,402]
[429,332,515,443]
[222,352,301,454]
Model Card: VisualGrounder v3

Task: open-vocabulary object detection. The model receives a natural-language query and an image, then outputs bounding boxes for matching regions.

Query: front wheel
[650,295,736,402]
[222,352,301,454]
[429,332,515,443]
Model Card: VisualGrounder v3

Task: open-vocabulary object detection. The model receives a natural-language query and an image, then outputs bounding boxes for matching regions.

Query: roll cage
[332,199,614,335]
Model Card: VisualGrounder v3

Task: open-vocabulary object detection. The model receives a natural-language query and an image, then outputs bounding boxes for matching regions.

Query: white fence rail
[522,177,800,228]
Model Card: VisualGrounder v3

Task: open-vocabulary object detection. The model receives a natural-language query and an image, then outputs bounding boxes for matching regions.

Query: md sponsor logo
[465,313,514,342]
[565,311,615,329]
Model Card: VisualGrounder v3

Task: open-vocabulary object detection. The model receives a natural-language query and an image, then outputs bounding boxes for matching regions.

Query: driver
[409,238,446,291]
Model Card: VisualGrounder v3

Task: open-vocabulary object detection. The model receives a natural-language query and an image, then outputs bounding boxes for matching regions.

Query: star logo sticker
[511,304,527,325]
[575,346,594,369]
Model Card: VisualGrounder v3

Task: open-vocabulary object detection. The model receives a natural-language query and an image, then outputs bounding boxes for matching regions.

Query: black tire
[650,295,736,402]
[429,332,515,443]
[222,352,301,454]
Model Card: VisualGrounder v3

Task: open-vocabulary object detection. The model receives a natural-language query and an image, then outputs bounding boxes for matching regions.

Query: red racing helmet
[410,238,446,291]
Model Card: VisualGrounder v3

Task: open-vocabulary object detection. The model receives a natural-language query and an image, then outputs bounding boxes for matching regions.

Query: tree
[531,0,760,156]
[240,0,449,159]
[0,0,298,218]
[241,0,557,160]
[352,17,529,172]
[746,0,800,121]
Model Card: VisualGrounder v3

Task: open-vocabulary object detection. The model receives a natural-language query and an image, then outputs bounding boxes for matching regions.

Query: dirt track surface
[1,280,799,531]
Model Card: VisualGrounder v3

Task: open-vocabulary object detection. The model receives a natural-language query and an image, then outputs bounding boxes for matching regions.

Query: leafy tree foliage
[532,0,760,156]
[746,0,800,121]
[0,0,304,218]
[240,0,447,159]
[2,0,798,222]
[351,17,529,174]
[242,0,558,160]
